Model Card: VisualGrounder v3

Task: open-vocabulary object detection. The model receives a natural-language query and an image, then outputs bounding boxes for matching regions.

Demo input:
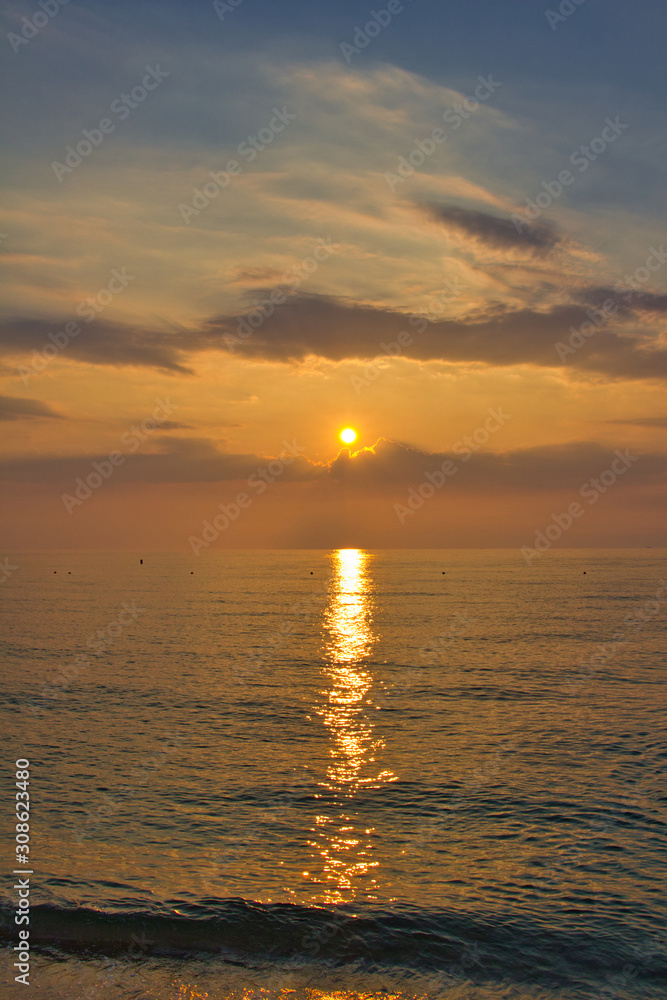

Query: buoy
[140,559,143,565]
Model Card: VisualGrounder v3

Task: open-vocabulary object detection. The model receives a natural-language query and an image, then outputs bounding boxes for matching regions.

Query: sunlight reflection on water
[313,550,396,904]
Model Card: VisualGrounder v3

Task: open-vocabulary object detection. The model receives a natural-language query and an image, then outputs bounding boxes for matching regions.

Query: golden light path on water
[310,549,396,905]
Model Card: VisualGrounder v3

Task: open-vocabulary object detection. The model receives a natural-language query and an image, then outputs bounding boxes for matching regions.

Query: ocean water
[1,549,666,1000]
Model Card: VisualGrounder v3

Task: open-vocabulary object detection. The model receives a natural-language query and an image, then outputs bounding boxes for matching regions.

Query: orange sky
[1,3,666,550]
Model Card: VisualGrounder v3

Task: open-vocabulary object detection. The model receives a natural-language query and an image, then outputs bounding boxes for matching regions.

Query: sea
[1,549,666,1000]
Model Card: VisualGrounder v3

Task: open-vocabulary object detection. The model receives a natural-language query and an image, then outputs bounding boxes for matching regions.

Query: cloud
[0,435,664,494]
[0,394,64,421]
[155,421,195,430]
[330,438,667,492]
[229,266,285,285]
[604,416,667,428]
[0,318,193,376]
[206,293,667,381]
[4,289,667,381]
[579,287,667,315]
[627,292,667,313]
[0,436,323,486]
[422,203,560,254]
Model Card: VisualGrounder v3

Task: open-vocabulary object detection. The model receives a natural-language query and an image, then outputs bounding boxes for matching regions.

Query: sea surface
[1,549,666,1000]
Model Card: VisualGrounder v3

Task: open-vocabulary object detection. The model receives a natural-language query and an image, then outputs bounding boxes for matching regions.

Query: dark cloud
[0,318,193,375]
[156,422,195,430]
[0,436,664,495]
[229,266,283,285]
[629,292,667,313]
[578,286,667,315]
[330,439,667,492]
[0,394,63,421]
[423,203,560,253]
[206,293,667,381]
[604,417,667,428]
[3,288,667,381]
[0,436,323,486]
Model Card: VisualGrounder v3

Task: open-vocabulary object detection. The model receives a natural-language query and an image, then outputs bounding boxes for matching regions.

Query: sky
[1,0,666,550]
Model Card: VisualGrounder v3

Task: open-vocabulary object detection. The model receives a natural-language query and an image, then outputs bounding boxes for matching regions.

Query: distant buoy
[190,571,194,575]
[140,559,143,565]
[310,571,314,575]
[583,571,586,574]
[53,570,57,574]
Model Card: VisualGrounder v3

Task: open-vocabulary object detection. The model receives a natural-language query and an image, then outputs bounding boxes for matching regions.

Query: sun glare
[340,427,357,445]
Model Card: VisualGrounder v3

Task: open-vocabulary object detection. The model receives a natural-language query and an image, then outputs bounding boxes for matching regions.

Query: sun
[340,427,357,445]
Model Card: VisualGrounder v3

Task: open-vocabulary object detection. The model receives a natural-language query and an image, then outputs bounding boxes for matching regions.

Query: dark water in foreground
[1,549,666,999]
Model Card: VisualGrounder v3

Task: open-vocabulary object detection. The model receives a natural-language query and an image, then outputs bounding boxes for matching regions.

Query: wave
[2,898,666,991]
